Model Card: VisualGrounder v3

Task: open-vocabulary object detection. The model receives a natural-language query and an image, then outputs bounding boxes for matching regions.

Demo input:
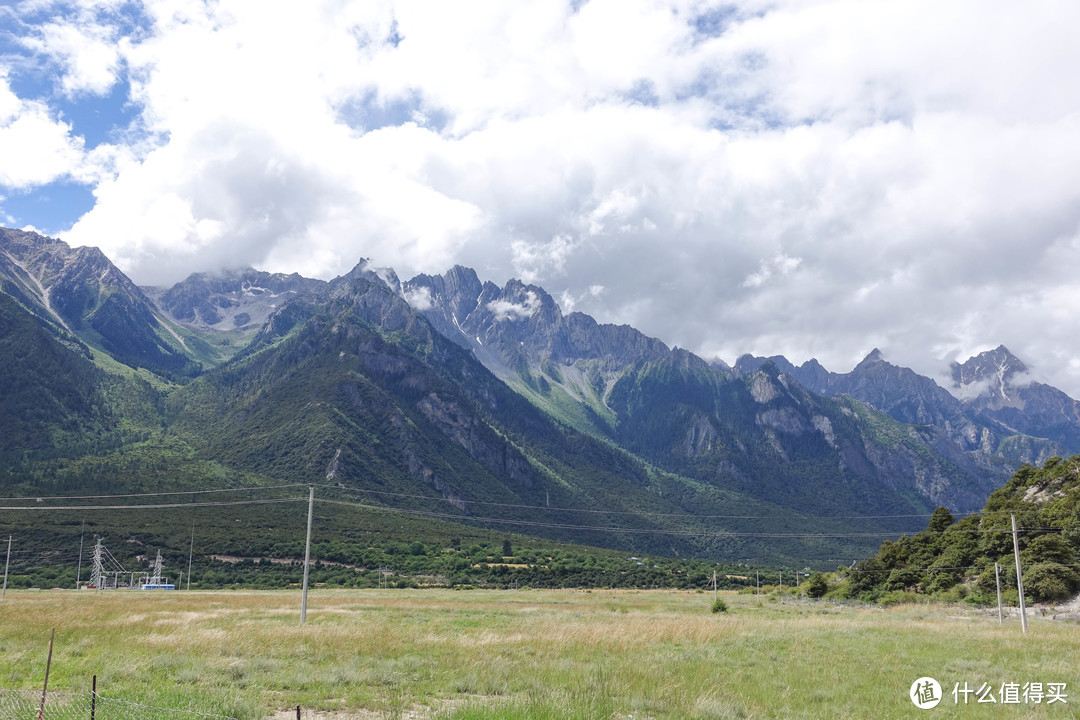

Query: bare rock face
[417,392,535,488]
[749,373,782,404]
[148,268,326,330]
[737,345,1077,488]
[404,266,672,384]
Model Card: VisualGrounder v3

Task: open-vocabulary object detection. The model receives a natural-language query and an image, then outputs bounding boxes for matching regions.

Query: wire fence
[0,688,238,720]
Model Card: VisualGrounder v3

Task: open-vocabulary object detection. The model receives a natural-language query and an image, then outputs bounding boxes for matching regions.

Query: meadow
[0,588,1076,719]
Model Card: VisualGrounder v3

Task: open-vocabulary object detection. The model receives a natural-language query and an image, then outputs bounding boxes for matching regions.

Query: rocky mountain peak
[1,227,199,377]
[950,345,1028,395]
[856,348,886,368]
[945,346,1080,449]
[150,267,327,330]
[334,259,402,295]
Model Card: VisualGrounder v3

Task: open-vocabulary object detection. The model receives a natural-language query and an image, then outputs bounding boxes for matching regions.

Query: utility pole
[994,562,1003,625]
[756,570,759,598]
[76,522,85,589]
[713,570,717,602]
[1011,514,1027,633]
[301,486,314,623]
[187,520,194,591]
[2,535,10,599]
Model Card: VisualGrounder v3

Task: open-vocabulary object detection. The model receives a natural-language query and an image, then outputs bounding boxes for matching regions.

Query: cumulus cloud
[403,285,433,311]
[20,20,121,96]
[2,0,1080,395]
[742,252,802,288]
[488,291,541,322]
[0,73,106,187]
[560,283,604,313]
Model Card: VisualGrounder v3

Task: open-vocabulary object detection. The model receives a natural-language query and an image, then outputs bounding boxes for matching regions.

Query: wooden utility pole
[187,520,195,591]
[1011,514,1027,633]
[2,535,10,599]
[76,523,85,589]
[994,562,1003,625]
[301,486,314,622]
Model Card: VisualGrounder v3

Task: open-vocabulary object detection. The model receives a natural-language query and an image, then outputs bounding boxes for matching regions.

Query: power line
[0,481,984,524]
[0,484,305,502]
[844,561,1080,574]
[311,498,1063,539]
[313,483,973,521]
[0,492,1061,538]
[0,498,306,511]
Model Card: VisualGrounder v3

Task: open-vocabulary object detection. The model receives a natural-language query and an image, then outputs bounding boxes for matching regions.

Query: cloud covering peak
[2,1,1080,395]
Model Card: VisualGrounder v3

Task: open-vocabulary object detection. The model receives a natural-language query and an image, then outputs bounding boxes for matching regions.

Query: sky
[2,0,1080,395]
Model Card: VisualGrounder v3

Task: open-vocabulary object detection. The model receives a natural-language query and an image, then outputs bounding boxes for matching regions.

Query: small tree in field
[806,572,828,598]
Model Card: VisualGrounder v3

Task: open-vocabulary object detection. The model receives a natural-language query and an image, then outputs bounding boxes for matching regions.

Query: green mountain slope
[0,292,108,460]
[0,228,201,379]
[162,275,867,563]
[5,227,1063,570]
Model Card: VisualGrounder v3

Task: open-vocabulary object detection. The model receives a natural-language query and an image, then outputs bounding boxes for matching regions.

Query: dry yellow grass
[0,588,1077,719]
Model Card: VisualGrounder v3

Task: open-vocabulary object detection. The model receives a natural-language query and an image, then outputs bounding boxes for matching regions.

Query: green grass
[1,589,1076,719]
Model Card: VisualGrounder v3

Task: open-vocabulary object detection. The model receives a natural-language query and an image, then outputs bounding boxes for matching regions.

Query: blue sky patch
[335,90,448,133]
[1,180,95,234]
[51,77,139,147]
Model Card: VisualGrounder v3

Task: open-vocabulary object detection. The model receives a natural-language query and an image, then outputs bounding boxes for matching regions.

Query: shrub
[878,590,923,607]
[711,598,728,613]
[806,572,828,598]
[1023,563,1080,602]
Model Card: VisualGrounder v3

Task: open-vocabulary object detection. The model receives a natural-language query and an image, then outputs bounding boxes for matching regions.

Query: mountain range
[2,227,1076,565]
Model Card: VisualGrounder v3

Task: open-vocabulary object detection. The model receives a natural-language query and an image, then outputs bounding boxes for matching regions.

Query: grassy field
[0,588,1076,719]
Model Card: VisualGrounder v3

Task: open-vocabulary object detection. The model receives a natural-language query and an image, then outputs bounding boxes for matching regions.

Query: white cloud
[560,283,605,314]
[4,0,1080,395]
[742,252,802,288]
[21,20,121,96]
[488,291,541,322]
[0,74,96,187]
[403,285,433,311]
[510,233,577,285]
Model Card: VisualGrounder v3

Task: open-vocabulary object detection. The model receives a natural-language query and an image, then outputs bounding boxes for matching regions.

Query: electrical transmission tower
[148,550,164,585]
[89,539,104,589]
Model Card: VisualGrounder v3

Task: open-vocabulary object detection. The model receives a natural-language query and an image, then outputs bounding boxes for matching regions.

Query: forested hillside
[845,455,1080,604]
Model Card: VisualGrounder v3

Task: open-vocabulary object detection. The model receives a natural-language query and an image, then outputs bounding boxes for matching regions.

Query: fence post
[296,704,301,720]
[91,675,97,720]
[38,629,55,720]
